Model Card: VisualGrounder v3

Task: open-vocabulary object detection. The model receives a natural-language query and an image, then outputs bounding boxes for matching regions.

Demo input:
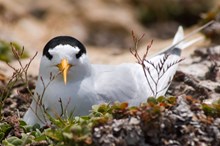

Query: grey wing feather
[93,64,147,106]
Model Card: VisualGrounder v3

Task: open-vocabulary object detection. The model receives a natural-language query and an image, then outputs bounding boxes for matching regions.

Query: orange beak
[57,59,72,85]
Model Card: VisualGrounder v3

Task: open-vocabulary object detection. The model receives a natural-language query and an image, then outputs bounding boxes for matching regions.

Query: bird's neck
[73,62,93,81]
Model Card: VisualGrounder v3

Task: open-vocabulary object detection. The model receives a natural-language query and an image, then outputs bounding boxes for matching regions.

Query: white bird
[23,26,201,126]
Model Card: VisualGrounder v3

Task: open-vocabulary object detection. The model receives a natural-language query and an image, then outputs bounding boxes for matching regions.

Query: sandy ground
[0,0,213,78]
[0,29,208,78]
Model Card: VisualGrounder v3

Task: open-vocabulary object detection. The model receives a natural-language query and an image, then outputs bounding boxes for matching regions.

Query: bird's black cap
[43,36,86,60]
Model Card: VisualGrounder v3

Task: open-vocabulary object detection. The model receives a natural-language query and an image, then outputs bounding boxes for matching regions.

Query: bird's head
[40,36,91,84]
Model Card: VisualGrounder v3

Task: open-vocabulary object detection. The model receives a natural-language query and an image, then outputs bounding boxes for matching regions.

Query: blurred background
[0,0,219,76]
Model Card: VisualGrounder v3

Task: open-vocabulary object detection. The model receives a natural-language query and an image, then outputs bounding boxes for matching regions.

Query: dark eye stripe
[43,36,86,60]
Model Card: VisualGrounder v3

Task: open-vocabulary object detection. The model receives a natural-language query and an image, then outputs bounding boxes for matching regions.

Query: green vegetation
[202,100,220,117]
[0,97,177,146]
[133,0,215,26]
[1,95,219,145]
[0,40,28,62]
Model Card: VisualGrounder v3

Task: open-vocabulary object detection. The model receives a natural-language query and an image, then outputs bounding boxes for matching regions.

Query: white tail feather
[172,26,184,46]
[180,36,203,50]
[155,21,215,56]
[173,26,204,50]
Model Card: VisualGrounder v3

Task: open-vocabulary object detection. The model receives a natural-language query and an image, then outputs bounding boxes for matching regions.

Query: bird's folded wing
[93,64,148,106]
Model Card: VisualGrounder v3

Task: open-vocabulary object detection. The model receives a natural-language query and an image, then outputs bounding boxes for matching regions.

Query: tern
[23,26,203,126]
